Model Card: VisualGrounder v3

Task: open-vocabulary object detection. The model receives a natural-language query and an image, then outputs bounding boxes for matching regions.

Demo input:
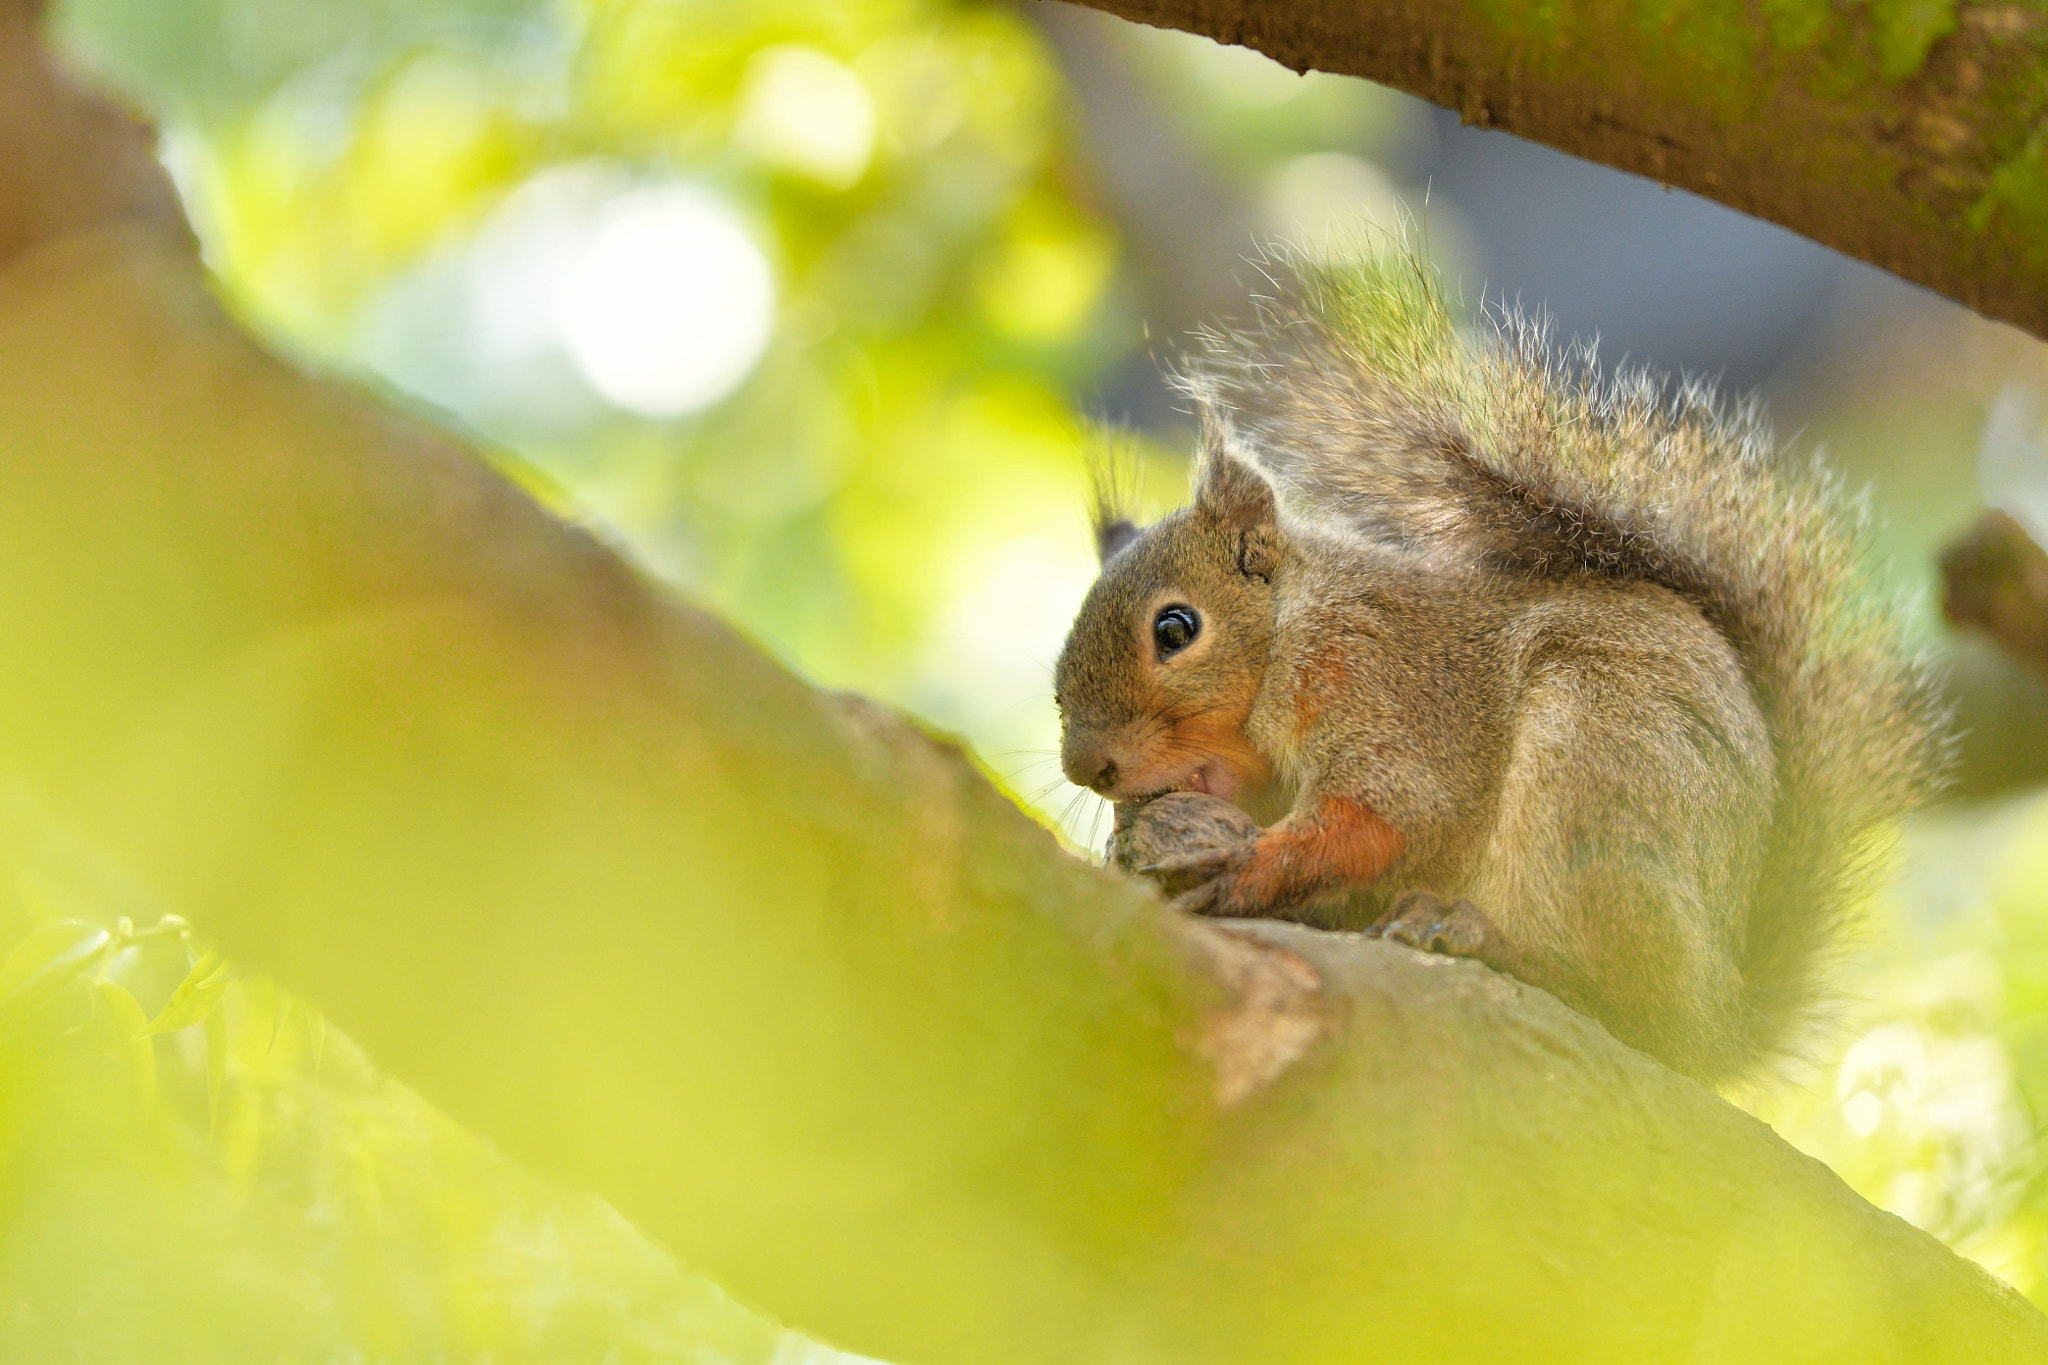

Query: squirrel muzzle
[1061,716,1266,804]
[1060,732,1123,795]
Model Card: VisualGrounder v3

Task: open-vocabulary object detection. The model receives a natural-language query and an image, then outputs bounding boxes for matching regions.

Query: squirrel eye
[1152,604,1201,659]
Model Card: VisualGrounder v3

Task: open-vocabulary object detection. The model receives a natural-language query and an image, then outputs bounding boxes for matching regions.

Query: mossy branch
[1063,0,2048,341]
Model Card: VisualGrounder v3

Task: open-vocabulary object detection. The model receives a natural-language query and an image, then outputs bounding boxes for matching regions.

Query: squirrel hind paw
[1367,890,1488,957]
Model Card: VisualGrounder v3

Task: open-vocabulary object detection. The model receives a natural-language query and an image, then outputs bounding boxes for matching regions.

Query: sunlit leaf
[250,974,286,1057]
[95,977,156,1108]
[140,946,231,1036]
[0,918,112,1013]
[204,1003,228,1136]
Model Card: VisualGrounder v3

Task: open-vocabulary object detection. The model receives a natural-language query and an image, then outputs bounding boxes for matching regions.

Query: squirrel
[1053,250,1945,1085]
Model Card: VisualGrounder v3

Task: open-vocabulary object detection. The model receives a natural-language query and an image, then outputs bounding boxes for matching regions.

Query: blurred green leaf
[95,978,157,1108]
[203,1004,227,1135]
[0,918,111,1013]
[53,0,551,118]
[140,947,231,1036]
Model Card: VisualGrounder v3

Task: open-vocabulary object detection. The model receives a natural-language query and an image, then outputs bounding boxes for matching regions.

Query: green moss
[1972,130,2048,263]
[1757,0,1836,51]
[1870,0,1957,80]
[1643,0,1765,76]
[1468,0,1571,47]
[1467,0,1851,106]
[1472,0,1958,85]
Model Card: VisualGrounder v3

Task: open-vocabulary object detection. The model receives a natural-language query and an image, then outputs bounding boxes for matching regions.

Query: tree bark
[0,4,2042,1362]
[1060,0,2048,343]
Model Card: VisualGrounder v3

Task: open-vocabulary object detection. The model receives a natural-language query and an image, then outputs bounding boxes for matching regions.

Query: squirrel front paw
[1166,871,1265,918]
[1110,792,1260,898]
[1367,889,1488,956]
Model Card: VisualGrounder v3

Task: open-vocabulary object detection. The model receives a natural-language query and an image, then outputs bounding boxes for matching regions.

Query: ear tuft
[1195,440,1277,532]
[1096,518,1141,563]
[1086,430,1146,566]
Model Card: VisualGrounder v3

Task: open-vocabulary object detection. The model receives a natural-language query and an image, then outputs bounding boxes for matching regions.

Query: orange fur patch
[1235,792,1405,907]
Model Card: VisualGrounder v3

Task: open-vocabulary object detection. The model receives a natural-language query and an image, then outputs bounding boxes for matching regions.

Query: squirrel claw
[1167,872,1247,919]
[1368,889,1487,957]
[1138,849,1247,898]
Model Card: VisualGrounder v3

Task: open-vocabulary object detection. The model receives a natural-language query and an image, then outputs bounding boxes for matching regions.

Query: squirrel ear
[1194,443,1277,531]
[1095,518,1141,564]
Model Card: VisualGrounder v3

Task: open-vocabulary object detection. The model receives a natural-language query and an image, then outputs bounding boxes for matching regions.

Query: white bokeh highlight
[560,187,776,418]
[1261,152,1404,255]
[735,44,877,188]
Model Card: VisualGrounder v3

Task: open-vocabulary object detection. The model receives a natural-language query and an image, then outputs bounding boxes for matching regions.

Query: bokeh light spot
[736,44,877,189]
[974,219,1115,342]
[1261,152,1403,254]
[560,188,775,418]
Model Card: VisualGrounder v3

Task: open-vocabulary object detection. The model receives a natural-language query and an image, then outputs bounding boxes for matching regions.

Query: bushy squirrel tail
[1180,245,1948,1063]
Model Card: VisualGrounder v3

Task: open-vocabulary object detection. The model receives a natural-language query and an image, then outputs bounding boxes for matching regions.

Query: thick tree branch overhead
[0,3,2045,1362]
[1062,0,2048,340]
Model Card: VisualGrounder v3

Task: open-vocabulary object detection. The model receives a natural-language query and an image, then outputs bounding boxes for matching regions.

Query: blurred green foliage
[62,0,1141,766]
[1753,798,2048,1300]
[0,785,837,1363]
[10,0,2048,1357]
[37,2,1154,1357]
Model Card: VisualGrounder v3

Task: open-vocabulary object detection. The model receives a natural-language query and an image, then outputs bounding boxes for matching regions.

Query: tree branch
[0,6,2042,1362]
[1943,508,2048,676]
[1060,0,2048,341]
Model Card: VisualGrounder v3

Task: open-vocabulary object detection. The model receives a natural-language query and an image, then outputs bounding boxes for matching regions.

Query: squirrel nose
[1061,740,1120,794]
